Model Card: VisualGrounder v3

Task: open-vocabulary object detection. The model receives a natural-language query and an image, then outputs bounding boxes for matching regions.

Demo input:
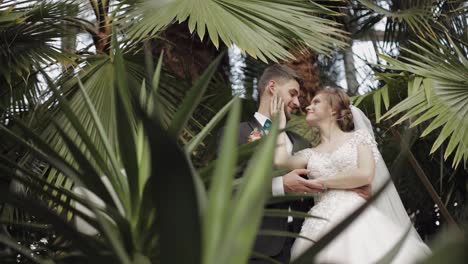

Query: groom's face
[273,79,301,120]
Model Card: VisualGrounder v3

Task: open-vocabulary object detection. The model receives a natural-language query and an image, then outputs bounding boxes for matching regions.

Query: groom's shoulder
[238,120,257,142]
[286,130,305,140]
[216,120,255,146]
[239,120,252,128]
[286,130,311,149]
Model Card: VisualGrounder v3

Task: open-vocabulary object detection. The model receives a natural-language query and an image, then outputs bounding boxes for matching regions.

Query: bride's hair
[316,87,354,132]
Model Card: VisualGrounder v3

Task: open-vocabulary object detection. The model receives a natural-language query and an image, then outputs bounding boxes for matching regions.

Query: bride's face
[305,93,334,126]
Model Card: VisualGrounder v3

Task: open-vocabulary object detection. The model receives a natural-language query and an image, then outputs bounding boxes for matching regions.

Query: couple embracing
[231,65,431,263]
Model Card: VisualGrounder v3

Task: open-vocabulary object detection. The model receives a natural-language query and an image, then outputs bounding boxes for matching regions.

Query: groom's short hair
[257,64,303,97]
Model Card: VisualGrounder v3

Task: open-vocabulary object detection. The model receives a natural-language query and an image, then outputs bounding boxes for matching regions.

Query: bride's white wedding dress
[291,129,431,263]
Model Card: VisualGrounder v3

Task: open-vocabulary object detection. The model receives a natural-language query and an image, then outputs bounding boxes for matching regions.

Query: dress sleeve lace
[293,148,314,160]
[353,129,380,163]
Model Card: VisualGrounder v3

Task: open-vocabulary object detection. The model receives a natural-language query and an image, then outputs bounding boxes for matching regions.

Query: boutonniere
[247,128,262,142]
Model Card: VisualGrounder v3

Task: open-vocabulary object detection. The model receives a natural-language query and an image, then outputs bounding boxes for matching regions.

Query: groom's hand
[283,169,324,193]
[352,184,372,201]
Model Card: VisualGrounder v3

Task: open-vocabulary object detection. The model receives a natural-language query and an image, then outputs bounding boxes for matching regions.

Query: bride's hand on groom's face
[283,169,325,193]
[270,95,286,129]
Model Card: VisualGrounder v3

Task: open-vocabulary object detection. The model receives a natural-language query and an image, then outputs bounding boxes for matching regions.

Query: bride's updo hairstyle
[316,87,354,132]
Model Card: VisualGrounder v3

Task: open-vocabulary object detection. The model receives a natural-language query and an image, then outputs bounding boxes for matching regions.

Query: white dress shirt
[254,112,293,196]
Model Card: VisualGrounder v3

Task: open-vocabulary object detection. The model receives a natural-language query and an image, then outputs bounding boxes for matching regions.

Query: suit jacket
[236,118,313,258]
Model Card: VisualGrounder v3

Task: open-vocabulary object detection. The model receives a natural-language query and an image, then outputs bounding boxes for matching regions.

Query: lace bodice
[294,129,380,180]
[290,130,431,263]
[290,129,382,245]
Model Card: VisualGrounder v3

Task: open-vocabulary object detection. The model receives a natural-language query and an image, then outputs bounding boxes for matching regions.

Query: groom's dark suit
[236,118,313,263]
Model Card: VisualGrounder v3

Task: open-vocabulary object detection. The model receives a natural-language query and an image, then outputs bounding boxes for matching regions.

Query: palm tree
[349,0,467,232]
[349,0,467,166]
[1,0,466,263]
[0,0,352,263]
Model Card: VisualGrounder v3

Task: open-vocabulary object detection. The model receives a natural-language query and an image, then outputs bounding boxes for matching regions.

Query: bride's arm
[271,96,307,170]
[274,130,308,170]
[312,144,375,189]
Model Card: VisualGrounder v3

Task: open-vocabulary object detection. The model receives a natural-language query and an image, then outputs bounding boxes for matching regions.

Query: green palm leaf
[378,34,468,167]
[352,27,467,168]
[357,0,436,44]
[219,118,280,264]
[125,0,347,62]
[141,105,202,264]
[0,1,77,84]
[167,51,225,138]
[203,97,241,264]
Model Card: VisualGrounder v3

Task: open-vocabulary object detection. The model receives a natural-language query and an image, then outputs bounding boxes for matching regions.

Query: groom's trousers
[248,223,295,264]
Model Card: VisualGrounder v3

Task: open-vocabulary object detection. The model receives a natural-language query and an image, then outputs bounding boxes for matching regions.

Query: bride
[272,87,431,263]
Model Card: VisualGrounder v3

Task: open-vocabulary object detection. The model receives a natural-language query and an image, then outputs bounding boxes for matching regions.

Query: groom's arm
[217,125,322,195]
[274,169,325,195]
[272,176,285,196]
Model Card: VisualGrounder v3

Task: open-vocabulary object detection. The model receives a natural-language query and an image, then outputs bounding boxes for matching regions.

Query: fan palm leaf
[357,0,436,41]
[354,33,468,167]
[124,0,347,62]
[0,42,287,263]
[0,1,77,85]
[0,0,80,129]
[379,37,468,167]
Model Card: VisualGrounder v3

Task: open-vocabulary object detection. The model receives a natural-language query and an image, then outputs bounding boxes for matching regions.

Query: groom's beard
[284,106,294,121]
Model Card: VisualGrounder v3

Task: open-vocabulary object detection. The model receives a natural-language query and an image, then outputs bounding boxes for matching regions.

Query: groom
[234,64,324,263]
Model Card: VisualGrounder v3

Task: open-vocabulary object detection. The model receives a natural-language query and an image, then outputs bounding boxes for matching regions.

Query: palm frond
[0,1,78,84]
[356,0,437,45]
[354,32,468,167]
[0,1,81,129]
[124,0,347,62]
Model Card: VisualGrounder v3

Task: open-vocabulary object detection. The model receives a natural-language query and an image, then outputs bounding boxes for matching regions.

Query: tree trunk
[343,42,360,96]
[342,6,360,96]
[152,21,228,83]
[61,4,78,72]
[89,0,111,54]
[391,129,460,230]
